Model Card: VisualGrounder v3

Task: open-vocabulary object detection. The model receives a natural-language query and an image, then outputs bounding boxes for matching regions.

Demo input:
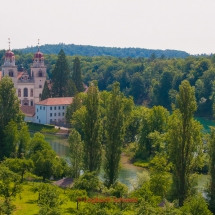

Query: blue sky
[1,0,215,54]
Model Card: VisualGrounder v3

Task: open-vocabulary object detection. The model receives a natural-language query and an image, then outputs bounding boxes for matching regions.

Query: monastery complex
[0,43,73,126]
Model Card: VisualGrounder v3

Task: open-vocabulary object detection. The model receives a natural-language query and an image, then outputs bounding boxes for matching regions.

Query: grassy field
[11,182,77,215]
[27,122,59,133]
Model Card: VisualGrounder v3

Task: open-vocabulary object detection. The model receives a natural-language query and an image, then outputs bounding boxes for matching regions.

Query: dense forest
[0,75,215,214]
[14,43,189,58]
[1,49,215,214]
[1,49,215,117]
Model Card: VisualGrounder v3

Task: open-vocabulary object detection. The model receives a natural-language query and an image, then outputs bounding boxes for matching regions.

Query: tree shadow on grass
[26,199,38,204]
[64,207,77,214]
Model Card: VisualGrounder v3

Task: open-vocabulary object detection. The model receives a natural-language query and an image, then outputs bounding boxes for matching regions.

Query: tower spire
[8,38,10,51]
[38,39,40,52]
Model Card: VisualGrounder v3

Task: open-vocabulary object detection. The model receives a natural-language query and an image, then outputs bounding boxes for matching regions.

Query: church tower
[31,40,47,103]
[2,39,18,88]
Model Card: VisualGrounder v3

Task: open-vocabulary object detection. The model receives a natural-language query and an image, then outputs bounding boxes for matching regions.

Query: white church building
[1,46,46,106]
[0,42,74,126]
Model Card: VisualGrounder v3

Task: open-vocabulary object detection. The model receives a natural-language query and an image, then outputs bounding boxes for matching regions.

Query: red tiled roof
[36,97,73,106]
[17,72,24,79]
[0,71,2,81]
[20,105,35,117]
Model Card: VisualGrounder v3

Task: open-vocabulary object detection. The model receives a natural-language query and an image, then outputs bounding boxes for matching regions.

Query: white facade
[35,97,73,125]
[1,49,46,106]
[35,104,68,124]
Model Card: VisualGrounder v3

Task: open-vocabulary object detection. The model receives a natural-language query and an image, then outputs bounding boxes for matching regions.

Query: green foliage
[2,158,34,182]
[3,120,18,158]
[18,122,30,158]
[65,93,82,127]
[133,160,149,168]
[108,182,128,198]
[0,166,22,215]
[31,149,63,181]
[167,80,203,206]
[124,106,143,143]
[38,184,63,215]
[28,132,52,156]
[149,154,172,198]
[181,195,212,215]
[207,126,215,212]
[71,106,86,137]
[18,44,189,58]
[72,57,84,92]
[68,129,83,178]
[51,49,71,97]
[4,49,215,116]
[104,82,126,187]
[138,106,169,159]
[69,189,87,209]
[0,76,24,159]
[41,81,51,101]
[83,85,102,172]
[73,171,99,194]
[67,79,77,97]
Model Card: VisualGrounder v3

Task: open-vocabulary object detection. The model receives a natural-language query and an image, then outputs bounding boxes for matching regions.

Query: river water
[40,117,214,190]
[42,134,144,188]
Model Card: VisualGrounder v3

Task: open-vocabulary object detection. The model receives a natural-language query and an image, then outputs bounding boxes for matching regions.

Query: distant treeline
[14,43,189,58]
[1,48,215,117]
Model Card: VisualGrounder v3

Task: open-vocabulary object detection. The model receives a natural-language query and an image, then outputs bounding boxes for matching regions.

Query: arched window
[38,71,42,77]
[18,89,21,97]
[30,89,33,97]
[9,71,13,77]
[39,85,42,88]
[30,100,33,106]
[24,88,28,97]
[39,93,42,101]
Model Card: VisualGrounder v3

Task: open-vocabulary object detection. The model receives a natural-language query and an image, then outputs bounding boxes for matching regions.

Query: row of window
[37,106,65,111]
[18,88,33,97]
[50,106,65,110]
[50,112,65,117]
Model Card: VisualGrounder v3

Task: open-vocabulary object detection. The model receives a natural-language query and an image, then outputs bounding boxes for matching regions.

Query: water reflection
[44,134,69,157]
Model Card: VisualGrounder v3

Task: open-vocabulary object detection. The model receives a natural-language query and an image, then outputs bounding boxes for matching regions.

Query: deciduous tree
[17,122,30,158]
[166,80,203,206]
[38,184,63,215]
[83,85,102,172]
[0,166,22,215]
[104,82,125,187]
[0,76,23,160]
[68,129,83,179]
[2,158,34,182]
[31,149,63,181]
[207,126,215,213]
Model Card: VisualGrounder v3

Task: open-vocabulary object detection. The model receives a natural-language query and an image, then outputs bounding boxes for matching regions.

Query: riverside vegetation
[1,50,215,214]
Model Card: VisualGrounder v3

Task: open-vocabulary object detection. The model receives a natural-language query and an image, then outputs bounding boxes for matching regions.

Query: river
[40,116,214,190]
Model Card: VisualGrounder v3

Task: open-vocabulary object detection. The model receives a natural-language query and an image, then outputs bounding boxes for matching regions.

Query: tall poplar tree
[167,80,203,206]
[52,49,70,97]
[72,57,84,92]
[104,82,125,187]
[83,85,102,172]
[41,81,51,101]
[68,129,83,179]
